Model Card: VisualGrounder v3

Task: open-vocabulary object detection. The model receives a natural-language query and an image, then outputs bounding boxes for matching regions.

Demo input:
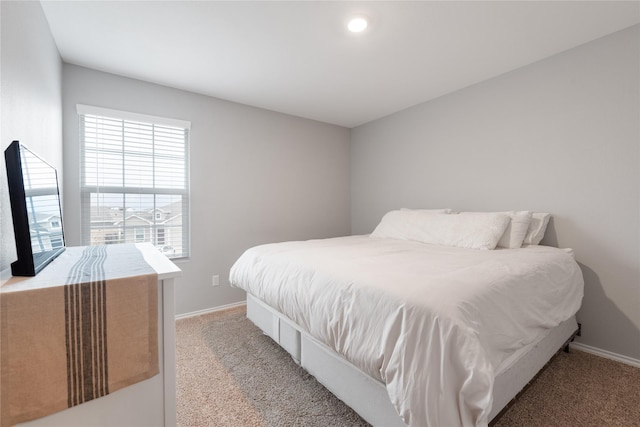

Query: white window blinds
[78,105,190,258]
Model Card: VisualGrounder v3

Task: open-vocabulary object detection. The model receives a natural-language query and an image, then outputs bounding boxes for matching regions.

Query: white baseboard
[570,342,640,368]
[175,301,246,320]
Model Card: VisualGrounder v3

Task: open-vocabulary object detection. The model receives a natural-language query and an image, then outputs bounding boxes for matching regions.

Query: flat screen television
[4,140,65,276]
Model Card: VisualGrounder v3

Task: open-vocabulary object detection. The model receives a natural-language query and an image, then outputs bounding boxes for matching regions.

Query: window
[134,227,145,242]
[104,232,121,245]
[156,228,165,246]
[78,105,190,258]
[50,236,63,249]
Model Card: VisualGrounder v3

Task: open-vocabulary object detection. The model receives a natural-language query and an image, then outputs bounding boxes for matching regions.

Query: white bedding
[229,235,584,427]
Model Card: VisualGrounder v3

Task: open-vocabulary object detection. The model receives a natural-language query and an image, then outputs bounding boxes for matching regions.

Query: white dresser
[1,243,181,427]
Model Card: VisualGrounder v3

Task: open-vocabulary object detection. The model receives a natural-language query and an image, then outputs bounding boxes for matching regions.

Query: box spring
[246,293,577,426]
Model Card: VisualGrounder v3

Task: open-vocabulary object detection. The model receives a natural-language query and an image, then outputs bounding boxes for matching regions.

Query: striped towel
[1,244,158,427]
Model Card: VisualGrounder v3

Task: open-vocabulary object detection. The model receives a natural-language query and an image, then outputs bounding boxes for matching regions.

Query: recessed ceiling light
[348,16,368,33]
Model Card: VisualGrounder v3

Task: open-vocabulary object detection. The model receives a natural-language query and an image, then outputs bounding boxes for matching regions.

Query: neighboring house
[90,202,183,255]
[30,214,64,252]
[88,206,123,246]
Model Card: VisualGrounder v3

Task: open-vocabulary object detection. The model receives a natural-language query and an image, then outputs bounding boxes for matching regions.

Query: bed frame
[246,293,579,426]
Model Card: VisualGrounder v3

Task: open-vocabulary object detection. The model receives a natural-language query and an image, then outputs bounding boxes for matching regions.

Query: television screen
[5,140,65,276]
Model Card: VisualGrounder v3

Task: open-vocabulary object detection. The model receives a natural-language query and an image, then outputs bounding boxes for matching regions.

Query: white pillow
[400,208,453,214]
[457,211,533,248]
[522,213,551,245]
[498,211,532,248]
[370,210,510,250]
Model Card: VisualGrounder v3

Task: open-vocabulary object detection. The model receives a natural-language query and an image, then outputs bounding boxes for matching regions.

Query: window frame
[77,104,191,259]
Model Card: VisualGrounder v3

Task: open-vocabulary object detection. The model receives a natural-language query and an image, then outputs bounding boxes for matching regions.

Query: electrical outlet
[212,275,220,287]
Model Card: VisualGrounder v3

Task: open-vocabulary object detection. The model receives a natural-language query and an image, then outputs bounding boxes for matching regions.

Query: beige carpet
[176,306,640,426]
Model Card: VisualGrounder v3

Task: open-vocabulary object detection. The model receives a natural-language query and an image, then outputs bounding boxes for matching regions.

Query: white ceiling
[41,1,640,128]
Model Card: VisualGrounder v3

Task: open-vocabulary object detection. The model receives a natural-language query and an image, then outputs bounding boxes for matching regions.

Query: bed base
[563,322,581,352]
[488,324,581,426]
[246,294,578,426]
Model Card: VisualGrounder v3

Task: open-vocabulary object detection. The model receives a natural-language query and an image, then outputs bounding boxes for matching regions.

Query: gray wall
[0,1,63,273]
[62,65,351,315]
[351,26,640,360]
[3,1,636,361]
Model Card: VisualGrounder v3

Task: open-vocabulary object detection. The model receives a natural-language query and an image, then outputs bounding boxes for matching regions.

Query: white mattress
[230,235,584,426]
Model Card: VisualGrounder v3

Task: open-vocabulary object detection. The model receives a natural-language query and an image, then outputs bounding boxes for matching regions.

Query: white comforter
[229,236,584,427]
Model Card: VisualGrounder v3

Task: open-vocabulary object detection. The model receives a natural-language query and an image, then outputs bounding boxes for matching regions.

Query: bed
[229,210,584,426]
